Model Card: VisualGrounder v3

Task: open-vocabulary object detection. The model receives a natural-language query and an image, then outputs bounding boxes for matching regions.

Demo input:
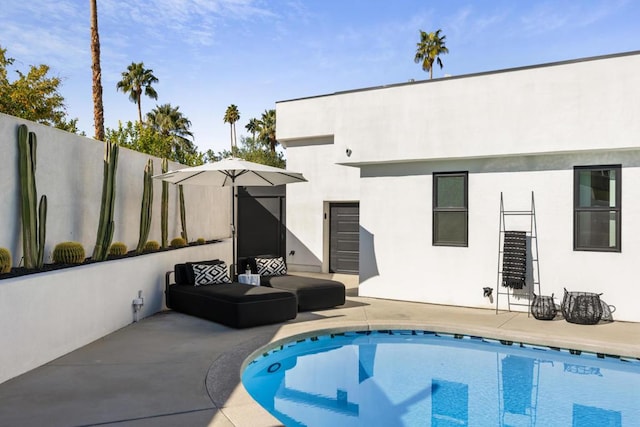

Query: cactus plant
[143,240,160,252]
[37,195,47,268]
[161,158,169,249]
[196,237,205,245]
[17,124,47,269]
[179,184,188,243]
[170,237,187,248]
[92,139,119,261]
[109,242,128,256]
[0,248,11,273]
[136,159,154,254]
[52,242,86,264]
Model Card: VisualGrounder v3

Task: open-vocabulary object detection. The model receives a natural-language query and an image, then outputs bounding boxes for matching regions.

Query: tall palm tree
[414,29,449,79]
[245,117,260,144]
[223,104,240,155]
[90,0,104,141]
[258,109,277,153]
[147,103,195,161]
[116,62,158,124]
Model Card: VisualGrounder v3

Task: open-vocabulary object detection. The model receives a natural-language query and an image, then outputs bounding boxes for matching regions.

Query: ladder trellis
[496,192,541,315]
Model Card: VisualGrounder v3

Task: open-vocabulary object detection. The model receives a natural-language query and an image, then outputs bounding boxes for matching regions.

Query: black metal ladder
[495,192,541,315]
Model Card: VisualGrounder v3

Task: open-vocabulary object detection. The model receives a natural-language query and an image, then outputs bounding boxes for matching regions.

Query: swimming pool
[242,330,640,426]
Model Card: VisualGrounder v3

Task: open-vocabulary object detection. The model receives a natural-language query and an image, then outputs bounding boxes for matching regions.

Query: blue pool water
[242,330,640,426]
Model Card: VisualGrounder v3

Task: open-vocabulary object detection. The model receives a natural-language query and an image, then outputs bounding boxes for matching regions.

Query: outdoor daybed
[165,260,297,328]
[238,256,346,311]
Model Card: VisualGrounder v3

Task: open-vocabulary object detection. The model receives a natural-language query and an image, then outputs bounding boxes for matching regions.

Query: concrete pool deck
[1,273,638,426]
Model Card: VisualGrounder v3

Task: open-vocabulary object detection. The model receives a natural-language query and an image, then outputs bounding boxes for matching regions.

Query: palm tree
[414,29,449,79]
[147,103,195,162]
[245,117,260,144]
[116,62,158,124]
[90,0,104,141]
[223,104,240,155]
[258,109,277,153]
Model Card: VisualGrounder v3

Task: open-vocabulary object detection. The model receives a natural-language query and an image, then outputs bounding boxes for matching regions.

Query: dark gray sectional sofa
[238,256,346,311]
[165,260,297,328]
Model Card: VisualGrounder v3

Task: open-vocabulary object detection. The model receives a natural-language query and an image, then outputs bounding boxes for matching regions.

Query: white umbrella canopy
[152,157,307,275]
[152,157,307,186]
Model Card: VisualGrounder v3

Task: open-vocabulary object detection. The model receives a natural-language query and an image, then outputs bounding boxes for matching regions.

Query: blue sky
[1,0,639,154]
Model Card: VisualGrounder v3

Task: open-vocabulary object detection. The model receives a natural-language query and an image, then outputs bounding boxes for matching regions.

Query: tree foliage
[116,62,158,124]
[105,120,203,166]
[414,29,449,79]
[0,45,79,132]
[207,136,285,168]
[223,104,240,155]
[257,109,278,152]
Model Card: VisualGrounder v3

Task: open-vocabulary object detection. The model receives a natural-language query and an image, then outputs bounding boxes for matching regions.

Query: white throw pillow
[192,263,230,286]
[256,257,287,276]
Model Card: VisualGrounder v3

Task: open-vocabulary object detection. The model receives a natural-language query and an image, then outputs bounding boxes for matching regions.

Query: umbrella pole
[231,185,236,278]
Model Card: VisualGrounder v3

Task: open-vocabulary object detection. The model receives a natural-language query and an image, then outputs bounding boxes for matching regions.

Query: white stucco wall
[0,113,231,264]
[0,241,231,384]
[284,141,360,272]
[278,52,640,165]
[358,151,640,322]
[277,51,640,322]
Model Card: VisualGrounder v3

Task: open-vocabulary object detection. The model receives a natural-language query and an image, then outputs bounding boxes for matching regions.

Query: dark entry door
[329,203,359,274]
[237,186,285,258]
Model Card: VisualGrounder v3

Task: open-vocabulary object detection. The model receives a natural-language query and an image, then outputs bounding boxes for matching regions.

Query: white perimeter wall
[0,242,231,384]
[277,52,640,322]
[0,113,231,261]
[0,114,233,383]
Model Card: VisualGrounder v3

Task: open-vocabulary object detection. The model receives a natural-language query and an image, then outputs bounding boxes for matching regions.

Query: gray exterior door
[329,203,359,274]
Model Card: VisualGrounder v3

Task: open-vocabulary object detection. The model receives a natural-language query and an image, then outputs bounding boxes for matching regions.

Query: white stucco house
[276,51,640,323]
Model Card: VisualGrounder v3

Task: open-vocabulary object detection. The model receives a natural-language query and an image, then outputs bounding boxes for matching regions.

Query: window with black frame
[433,172,468,246]
[574,165,621,252]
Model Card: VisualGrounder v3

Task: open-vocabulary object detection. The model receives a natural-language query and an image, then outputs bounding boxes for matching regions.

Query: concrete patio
[1,274,638,427]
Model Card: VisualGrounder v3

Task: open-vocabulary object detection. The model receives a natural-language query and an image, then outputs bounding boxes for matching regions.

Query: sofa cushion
[192,263,231,286]
[256,256,287,276]
[265,275,346,311]
[166,282,298,328]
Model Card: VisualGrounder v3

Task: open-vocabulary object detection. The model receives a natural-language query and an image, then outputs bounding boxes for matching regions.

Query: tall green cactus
[161,158,169,248]
[136,159,154,254]
[37,195,47,268]
[179,185,188,243]
[17,124,47,269]
[92,139,119,261]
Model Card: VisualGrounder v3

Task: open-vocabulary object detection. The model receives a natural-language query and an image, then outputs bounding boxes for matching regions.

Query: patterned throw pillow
[192,263,230,286]
[256,257,287,276]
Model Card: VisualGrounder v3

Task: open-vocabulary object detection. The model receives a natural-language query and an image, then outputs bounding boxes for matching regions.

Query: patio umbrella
[152,157,307,274]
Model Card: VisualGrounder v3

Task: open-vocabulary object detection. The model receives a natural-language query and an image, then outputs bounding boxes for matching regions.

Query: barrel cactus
[0,248,11,273]
[143,240,160,253]
[52,242,86,264]
[170,237,187,248]
[109,242,128,256]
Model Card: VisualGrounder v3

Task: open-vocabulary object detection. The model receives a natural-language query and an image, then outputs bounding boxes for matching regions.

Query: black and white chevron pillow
[192,263,230,286]
[256,257,287,276]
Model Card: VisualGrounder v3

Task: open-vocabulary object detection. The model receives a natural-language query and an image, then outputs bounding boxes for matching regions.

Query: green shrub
[170,237,187,248]
[196,237,205,245]
[143,240,160,252]
[53,242,85,264]
[0,248,11,273]
[109,242,128,256]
